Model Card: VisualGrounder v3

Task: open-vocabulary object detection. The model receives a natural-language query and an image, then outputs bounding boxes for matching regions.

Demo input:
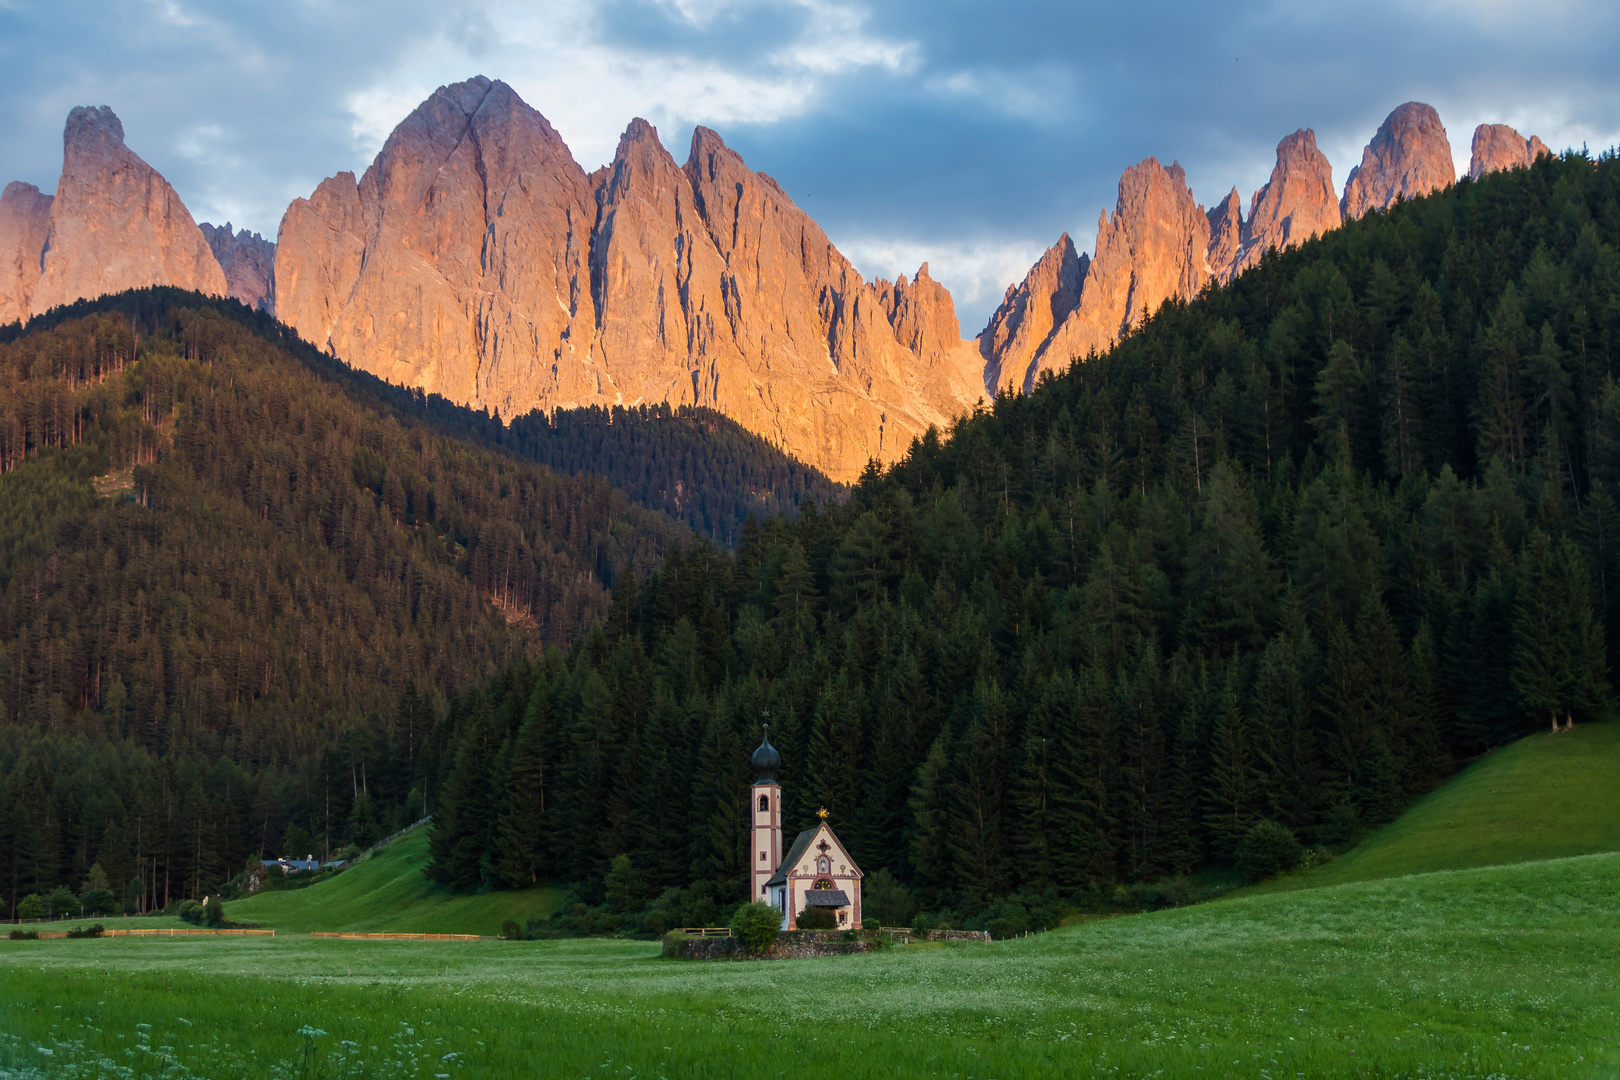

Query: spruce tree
[1202,667,1258,856]
[494,687,552,888]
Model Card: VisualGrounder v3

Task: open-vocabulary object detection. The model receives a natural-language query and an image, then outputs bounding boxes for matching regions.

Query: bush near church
[730,901,783,953]
[795,906,836,930]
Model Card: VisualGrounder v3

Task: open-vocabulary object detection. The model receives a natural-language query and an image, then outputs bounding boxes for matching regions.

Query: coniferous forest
[4,151,1620,925]
[425,150,1620,926]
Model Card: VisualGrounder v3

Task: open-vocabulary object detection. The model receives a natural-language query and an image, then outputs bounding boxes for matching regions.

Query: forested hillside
[426,150,1620,923]
[4,290,845,546]
[0,307,691,914]
[501,405,844,547]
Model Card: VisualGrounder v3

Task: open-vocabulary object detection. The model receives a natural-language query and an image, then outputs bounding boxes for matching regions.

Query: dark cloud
[1,0,1615,330]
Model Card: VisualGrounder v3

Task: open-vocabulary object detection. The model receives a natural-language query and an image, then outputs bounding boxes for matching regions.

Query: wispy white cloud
[344,0,919,169]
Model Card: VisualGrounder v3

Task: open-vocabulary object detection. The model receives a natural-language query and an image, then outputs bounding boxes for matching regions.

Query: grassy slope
[3,853,1618,1078]
[224,829,563,936]
[1256,721,1620,895]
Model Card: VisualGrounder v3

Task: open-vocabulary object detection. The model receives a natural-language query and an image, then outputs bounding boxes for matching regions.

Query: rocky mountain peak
[269,79,973,481]
[979,233,1087,395]
[63,105,124,148]
[1206,187,1245,283]
[1341,102,1455,219]
[1469,124,1551,178]
[24,105,226,318]
[199,222,275,311]
[1236,129,1340,273]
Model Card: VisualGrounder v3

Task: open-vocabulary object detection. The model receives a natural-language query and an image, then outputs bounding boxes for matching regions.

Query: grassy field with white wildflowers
[3,851,1617,1078]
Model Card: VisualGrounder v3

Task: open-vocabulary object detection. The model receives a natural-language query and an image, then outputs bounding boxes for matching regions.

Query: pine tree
[906,737,950,905]
[1514,533,1612,732]
[1185,462,1277,650]
[945,680,1012,901]
[1252,611,1320,831]
[1114,643,1167,880]
[1202,667,1258,856]
[495,685,552,887]
[1404,621,1449,792]
[1048,668,1115,890]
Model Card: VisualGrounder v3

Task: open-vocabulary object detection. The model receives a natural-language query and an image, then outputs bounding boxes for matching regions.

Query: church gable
[789,824,861,883]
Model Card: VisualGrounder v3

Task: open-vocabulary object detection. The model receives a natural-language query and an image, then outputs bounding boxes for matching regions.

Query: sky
[1,0,1616,332]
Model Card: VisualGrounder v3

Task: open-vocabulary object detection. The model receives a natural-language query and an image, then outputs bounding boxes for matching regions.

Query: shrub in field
[8,929,38,940]
[502,920,521,941]
[204,895,225,926]
[795,906,836,930]
[910,911,941,934]
[177,900,205,925]
[16,894,44,920]
[1237,820,1305,881]
[45,886,79,917]
[730,901,782,953]
[65,924,104,939]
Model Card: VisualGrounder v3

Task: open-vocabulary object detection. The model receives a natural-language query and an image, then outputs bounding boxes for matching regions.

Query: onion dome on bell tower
[751,726,781,783]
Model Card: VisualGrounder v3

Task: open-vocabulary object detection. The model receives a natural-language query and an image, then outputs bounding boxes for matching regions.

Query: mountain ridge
[0,88,1562,480]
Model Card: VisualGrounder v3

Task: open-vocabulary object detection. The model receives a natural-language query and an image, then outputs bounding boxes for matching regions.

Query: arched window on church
[758,794,769,812]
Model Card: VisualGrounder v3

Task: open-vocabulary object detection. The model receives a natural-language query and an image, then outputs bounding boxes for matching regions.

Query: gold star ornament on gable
[817,806,829,821]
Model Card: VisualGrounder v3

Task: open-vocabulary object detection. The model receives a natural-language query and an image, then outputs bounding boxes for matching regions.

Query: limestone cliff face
[29,106,226,317]
[1469,124,1550,178]
[1205,187,1244,284]
[1018,160,1207,390]
[981,159,1212,393]
[272,172,366,356]
[272,79,971,481]
[979,235,1087,396]
[0,182,52,325]
[276,78,598,410]
[1236,129,1341,273]
[1341,103,1455,220]
[878,264,987,410]
[200,222,275,311]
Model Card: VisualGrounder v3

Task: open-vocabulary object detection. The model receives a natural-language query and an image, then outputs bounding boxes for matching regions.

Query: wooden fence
[107,928,275,937]
[309,932,480,941]
[15,928,277,939]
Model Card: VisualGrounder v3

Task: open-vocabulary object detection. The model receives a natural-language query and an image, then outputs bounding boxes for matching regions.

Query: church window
[815,855,830,875]
[759,851,767,862]
[758,794,769,812]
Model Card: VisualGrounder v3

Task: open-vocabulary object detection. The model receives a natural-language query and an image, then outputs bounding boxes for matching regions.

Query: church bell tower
[749,727,783,905]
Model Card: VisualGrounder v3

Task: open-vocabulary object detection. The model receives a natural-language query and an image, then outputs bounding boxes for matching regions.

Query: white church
[749,730,864,930]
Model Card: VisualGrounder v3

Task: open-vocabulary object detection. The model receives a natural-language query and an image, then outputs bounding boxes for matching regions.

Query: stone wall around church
[669,929,882,960]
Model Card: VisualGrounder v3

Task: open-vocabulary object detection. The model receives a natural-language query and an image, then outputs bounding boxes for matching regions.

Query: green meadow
[1,852,1617,1078]
[3,726,1619,1078]
[1253,722,1620,894]
[224,829,564,936]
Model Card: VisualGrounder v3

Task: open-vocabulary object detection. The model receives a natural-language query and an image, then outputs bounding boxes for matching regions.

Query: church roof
[764,822,864,886]
[803,889,850,907]
[765,829,818,887]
